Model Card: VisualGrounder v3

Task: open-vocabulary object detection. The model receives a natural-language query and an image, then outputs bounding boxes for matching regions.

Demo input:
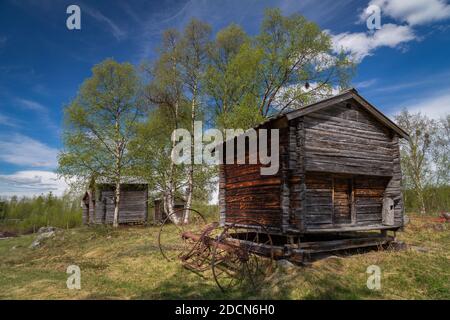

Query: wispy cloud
[0,113,20,128]
[83,4,127,41]
[15,98,47,112]
[14,97,58,131]
[372,70,450,93]
[354,78,378,89]
[0,134,58,168]
[396,90,450,119]
[0,170,68,197]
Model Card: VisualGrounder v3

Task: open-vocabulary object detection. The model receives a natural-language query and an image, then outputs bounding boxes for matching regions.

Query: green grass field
[0,216,448,299]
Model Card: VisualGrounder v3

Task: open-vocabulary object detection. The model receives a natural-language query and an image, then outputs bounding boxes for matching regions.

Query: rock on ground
[29,229,57,249]
[276,259,296,269]
[37,226,57,234]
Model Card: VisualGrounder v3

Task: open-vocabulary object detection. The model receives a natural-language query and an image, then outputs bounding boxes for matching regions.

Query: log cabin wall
[303,101,394,176]
[286,118,306,231]
[384,134,405,226]
[221,127,286,230]
[84,184,148,225]
[300,100,404,230]
[220,90,407,234]
[303,173,392,228]
[100,190,148,224]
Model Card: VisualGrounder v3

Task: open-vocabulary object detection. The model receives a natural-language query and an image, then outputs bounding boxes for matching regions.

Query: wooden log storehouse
[219,88,409,236]
[82,180,148,225]
[153,197,186,224]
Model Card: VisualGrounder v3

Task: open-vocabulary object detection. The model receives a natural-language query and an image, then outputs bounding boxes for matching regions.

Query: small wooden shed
[82,181,148,225]
[219,88,409,236]
[153,197,186,224]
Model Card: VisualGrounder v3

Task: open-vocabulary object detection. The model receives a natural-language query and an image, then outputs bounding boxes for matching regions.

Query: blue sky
[0,0,450,197]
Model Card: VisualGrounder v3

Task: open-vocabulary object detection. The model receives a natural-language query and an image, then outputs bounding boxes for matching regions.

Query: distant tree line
[0,193,82,233]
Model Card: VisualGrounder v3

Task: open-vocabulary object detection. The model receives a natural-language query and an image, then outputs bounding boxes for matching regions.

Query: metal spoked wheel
[211,219,274,292]
[157,208,208,262]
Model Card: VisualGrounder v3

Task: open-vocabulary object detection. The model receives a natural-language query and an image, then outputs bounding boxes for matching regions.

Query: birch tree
[178,19,212,222]
[433,115,450,185]
[140,29,186,223]
[395,110,436,214]
[255,8,353,116]
[205,8,353,129]
[58,59,142,227]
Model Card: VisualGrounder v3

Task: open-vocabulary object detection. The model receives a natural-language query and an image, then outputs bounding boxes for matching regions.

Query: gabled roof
[216,88,409,149]
[265,88,409,139]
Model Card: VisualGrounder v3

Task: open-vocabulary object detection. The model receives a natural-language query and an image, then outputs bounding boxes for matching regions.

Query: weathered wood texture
[223,128,283,229]
[97,190,148,224]
[82,185,148,225]
[303,172,392,229]
[384,134,405,226]
[303,102,394,177]
[221,98,405,234]
[219,164,226,226]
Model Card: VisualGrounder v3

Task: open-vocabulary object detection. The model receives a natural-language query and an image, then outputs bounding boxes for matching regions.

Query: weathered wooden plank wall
[88,190,148,224]
[384,134,405,226]
[305,172,333,226]
[221,98,405,233]
[303,173,392,229]
[303,102,394,177]
[223,129,283,229]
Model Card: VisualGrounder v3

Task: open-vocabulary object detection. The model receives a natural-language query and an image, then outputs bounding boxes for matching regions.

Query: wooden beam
[304,224,401,233]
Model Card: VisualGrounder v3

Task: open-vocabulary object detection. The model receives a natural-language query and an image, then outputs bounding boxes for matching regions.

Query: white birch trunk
[113,180,120,227]
[184,87,197,224]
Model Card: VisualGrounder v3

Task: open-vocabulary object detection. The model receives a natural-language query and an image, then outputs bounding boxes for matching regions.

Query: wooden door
[333,177,353,224]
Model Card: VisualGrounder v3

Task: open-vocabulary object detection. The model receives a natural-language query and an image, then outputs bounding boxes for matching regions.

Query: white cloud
[332,23,416,62]
[16,98,47,112]
[364,0,450,26]
[0,170,68,198]
[0,134,58,168]
[399,91,450,119]
[354,78,378,89]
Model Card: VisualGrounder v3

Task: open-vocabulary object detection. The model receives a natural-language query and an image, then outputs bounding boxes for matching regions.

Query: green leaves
[58,59,143,188]
[205,8,354,126]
